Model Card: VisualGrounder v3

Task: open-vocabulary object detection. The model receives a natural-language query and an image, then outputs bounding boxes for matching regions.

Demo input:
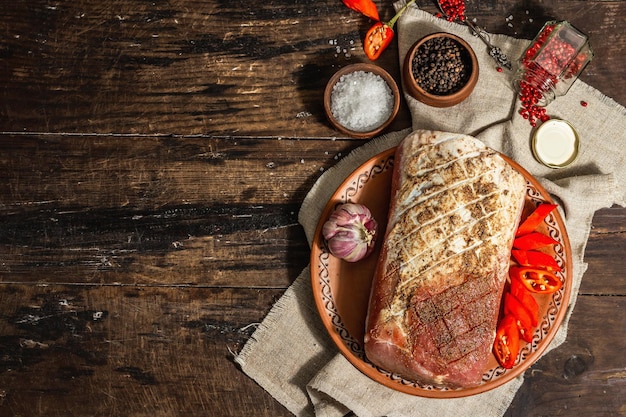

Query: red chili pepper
[511,249,562,272]
[509,278,539,326]
[493,314,520,369]
[516,203,558,236]
[363,0,415,61]
[342,0,380,21]
[364,22,393,61]
[513,232,560,251]
[510,266,563,294]
[504,292,535,342]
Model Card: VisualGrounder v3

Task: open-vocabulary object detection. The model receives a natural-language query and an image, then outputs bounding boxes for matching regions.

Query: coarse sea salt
[330,70,394,132]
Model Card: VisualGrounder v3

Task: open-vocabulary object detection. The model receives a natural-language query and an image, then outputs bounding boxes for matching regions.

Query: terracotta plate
[310,147,572,398]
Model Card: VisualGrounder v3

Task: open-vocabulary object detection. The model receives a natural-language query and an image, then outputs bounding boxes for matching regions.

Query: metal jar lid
[532,119,580,168]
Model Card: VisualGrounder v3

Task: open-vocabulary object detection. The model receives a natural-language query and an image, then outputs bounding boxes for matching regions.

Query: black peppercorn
[411,36,472,95]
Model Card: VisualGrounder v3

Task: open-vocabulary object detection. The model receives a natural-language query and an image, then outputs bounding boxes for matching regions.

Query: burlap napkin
[235,4,626,416]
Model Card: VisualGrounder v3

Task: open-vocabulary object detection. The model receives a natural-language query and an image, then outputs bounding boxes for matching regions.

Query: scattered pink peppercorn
[580,100,588,107]
[515,24,559,126]
[516,22,592,127]
[496,67,503,72]
[516,23,575,127]
[518,79,551,127]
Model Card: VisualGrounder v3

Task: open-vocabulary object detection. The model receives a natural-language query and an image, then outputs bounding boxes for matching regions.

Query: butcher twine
[235,3,626,416]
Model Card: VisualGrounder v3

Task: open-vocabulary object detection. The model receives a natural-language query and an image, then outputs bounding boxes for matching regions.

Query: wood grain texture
[0,286,622,417]
[0,0,624,416]
[1,0,624,135]
[0,285,292,417]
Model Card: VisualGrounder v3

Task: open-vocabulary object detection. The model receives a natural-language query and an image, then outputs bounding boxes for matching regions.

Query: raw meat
[364,130,526,388]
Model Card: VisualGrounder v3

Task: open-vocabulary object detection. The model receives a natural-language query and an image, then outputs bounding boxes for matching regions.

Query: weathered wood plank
[583,208,626,295]
[0,1,623,136]
[0,205,623,291]
[0,135,360,208]
[0,135,623,290]
[0,135,340,286]
[0,221,310,287]
[0,0,391,136]
[0,284,292,417]
[0,284,622,416]
[1,204,624,289]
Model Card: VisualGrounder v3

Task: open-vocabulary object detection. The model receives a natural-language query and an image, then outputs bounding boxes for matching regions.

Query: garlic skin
[322,203,378,262]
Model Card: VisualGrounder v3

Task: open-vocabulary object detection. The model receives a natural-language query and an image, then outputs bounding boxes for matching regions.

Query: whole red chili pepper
[363,0,416,61]
[342,0,379,21]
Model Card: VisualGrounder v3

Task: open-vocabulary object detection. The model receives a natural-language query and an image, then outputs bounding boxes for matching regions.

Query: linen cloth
[235,4,626,417]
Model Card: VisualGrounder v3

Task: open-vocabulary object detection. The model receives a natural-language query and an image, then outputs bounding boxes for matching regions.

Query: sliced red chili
[510,266,563,294]
[509,277,539,326]
[516,203,558,236]
[364,22,394,61]
[493,314,520,369]
[511,249,562,272]
[513,232,560,251]
[341,0,380,21]
[504,292,535,342]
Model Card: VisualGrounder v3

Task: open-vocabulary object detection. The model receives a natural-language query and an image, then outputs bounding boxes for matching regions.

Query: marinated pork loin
[364,130,526,388]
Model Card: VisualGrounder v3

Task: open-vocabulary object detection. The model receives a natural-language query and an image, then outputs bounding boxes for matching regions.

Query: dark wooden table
[0,1,624,416]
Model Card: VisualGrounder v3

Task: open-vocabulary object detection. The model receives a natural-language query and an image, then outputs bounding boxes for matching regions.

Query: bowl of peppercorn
[403,32,479,107]
[324,63,401,139]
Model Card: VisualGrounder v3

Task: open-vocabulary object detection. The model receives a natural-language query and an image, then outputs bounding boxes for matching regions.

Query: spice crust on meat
[364,130,526,388]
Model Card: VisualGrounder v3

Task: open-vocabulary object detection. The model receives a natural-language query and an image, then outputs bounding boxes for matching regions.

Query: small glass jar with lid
[514,21,594,106]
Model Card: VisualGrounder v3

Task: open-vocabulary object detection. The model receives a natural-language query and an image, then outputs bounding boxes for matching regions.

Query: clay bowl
[403,32,479,107]
[324,63,401,139]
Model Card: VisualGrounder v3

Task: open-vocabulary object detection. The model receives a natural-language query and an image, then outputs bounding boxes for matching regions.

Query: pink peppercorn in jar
[513,21,593,126]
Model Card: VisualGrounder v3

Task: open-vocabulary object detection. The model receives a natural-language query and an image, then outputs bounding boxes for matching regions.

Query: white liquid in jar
[533,119,579,167]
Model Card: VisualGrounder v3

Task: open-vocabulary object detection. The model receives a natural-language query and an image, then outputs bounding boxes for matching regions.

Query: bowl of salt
[324,63,400,139]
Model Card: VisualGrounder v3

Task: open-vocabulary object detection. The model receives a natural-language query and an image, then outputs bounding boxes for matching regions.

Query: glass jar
[514,21,594,106]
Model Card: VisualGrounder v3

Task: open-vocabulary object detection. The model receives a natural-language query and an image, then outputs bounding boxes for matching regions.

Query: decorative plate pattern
[310,147,573,398]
